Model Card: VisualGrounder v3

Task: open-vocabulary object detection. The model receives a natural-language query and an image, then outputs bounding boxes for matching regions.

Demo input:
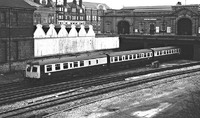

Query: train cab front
[25,63,41,80]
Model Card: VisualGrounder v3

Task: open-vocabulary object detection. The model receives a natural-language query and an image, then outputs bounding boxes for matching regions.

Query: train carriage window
[172,49,174,53]
[141,53,144,57]
[96,60,99,64]
[63,63,68,69]
[156,51,159,56]
[46,65,52,71]
[69,63,73,68]
[80,61,84,66]
[178,49,180,53]
[32,67,37,72]
[74,61,79,68]
[122,56,125,61]
[159,51,162,55]
[175,49,177,53]
[137,54,140,58]
[144,53,147,58]
[133,54,137,59]
[88,61,91,65]
[129,55,133,60]
[147,53,150,57]
[163,50,166,55]
[125,55,129,60]
[114,57,118,62]
[55,64,60,70]
[119,56,122,61]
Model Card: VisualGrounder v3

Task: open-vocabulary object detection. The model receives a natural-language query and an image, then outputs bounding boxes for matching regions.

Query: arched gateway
[177,18,192,35]
[118,20,130,34]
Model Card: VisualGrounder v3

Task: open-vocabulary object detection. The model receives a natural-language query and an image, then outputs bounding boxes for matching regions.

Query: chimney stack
[73,0,77,5]
[64,0,67,6]
[79,0,82,8]
[34,0,40,4]
[46,0,52,7]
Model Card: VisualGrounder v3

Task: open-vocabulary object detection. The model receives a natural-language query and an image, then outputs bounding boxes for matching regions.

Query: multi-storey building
[56,0,85,25]
[83,2,110,33]
[55,0,110,33]
[27,0,56,26]
[0,0,35,64]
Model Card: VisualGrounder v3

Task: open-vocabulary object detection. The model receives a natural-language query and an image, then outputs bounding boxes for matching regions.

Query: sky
[76,0,200,9]
[53,0,200,9]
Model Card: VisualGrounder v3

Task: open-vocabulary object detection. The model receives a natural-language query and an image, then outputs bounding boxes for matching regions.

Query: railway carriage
[26,54,108,80]
[152,46,181,61]
[107,49,153,70]
[25,46,181,81]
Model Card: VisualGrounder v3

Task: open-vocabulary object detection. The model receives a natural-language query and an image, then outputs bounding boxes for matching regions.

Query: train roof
[28,54,107,66]
[151,46,178,51]
[108,49,152,57]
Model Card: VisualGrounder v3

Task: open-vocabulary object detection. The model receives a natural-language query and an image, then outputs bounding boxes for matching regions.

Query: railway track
[0,61,199,106]
[0,62,200,117]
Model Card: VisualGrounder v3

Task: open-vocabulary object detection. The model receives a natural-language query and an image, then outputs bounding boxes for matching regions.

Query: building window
[64,8,67,12]
[48,14,54,24]
[139,22,145,33]
[80,9,83,13]
[0,11,6,27]
[11,12,18,26]
[72,8,76,12]
[58,15,63,19]
[72,16,76,20]
[161,22,166,32]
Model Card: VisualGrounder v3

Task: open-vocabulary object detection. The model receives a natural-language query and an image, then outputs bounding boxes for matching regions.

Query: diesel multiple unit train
[25,46,181,80]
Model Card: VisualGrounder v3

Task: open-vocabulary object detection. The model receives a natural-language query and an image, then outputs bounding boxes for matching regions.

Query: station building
[101,4,200,36]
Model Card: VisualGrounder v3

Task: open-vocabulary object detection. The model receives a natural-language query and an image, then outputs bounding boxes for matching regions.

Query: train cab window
[46,65,52,71]
[80,61,84,66]
[32,67,37,72]
[55,64,60,70]
[74,61,79,68]
[27,66,31,72]
[63,63,68,69]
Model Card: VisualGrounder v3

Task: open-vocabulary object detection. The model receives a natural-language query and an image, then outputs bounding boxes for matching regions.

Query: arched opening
[177,18,192,35]
[118,20,130,34]
[150,23,155,35]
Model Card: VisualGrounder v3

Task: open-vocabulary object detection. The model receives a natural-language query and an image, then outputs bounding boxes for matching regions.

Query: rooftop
[0,0,35,9]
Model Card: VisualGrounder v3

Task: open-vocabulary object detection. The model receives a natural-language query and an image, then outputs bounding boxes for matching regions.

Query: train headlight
[48,73,51,76]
